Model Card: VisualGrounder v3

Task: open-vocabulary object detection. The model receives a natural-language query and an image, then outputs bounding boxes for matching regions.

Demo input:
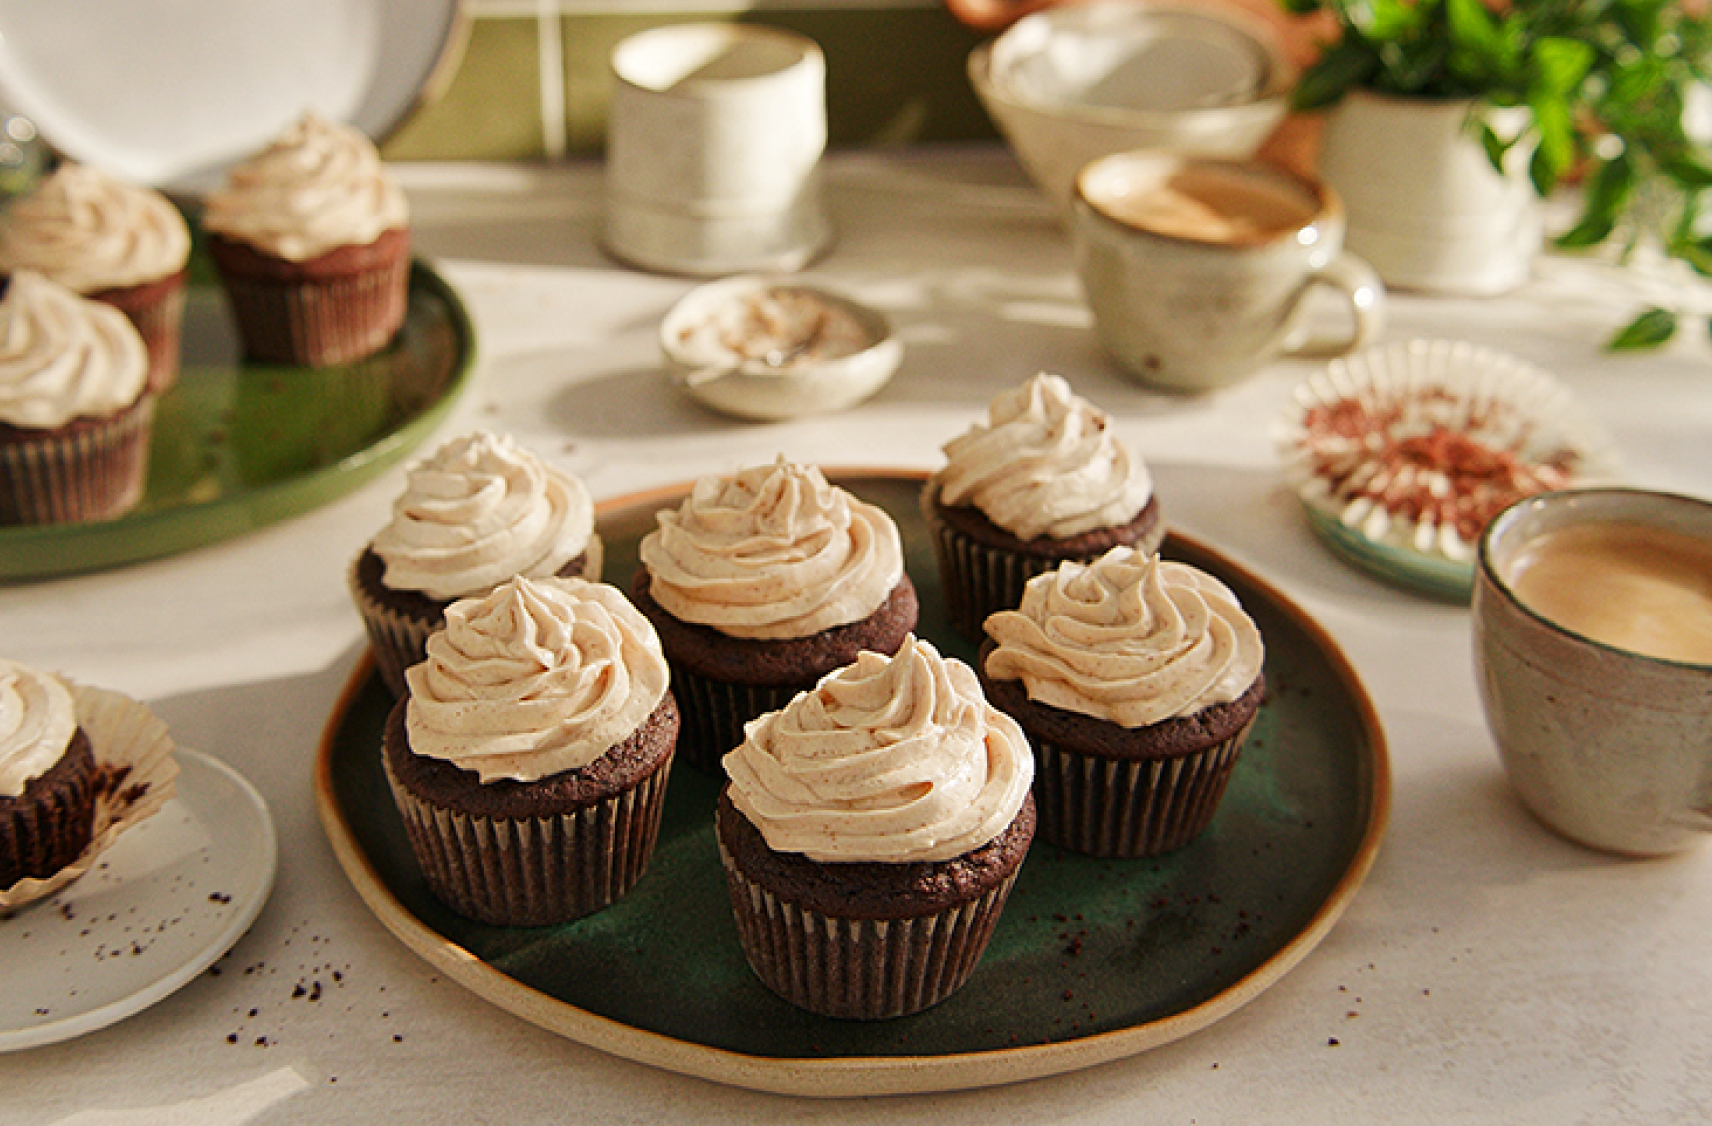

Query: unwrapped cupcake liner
[1032,719,1254,858]
[718,838,1022,1020]
[215,250,410,368]
[383,749,674,927]
[0,682,181,910]
[1276,338,1622,565]
[0,395,155,526]
[668,664,806,775]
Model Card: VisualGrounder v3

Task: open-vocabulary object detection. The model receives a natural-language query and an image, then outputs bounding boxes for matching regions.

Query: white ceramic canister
[602,23,832,277]
[1317,90,1541,296]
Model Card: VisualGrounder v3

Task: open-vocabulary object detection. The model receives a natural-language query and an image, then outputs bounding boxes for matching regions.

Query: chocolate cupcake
[923,372,1164,639]
[0,162,191,394]
[631,458,918,773]
[0,271,154,526]
[719,636,1036,1019]
[981,546,1265,858]
[0,660,98,889]
[383,575,678,926]
[201,111,410,367]
[350,430,603,696]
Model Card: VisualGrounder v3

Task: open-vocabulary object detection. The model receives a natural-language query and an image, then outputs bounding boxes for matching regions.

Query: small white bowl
[971,0,1293,210]
[660,276,903,421]
[1276,339,1623,599]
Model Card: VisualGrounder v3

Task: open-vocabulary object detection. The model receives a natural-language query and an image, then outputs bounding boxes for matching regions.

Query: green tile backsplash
[382,4,998,162]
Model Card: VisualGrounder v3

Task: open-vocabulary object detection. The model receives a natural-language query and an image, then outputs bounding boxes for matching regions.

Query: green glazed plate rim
[1302,503,1475,603]
[315,470,1391,1097]
[0,259,475,582]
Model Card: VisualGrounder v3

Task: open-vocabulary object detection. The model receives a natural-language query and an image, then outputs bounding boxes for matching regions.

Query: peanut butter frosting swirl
[723,635,1033,863]
[371,431,601,603]
[0,163,190,293]
[201,111,409,261]
[0,271,148,429]
[0,659,77,799]
[638,458,904,641]
[984,546,1264,727]
[934,372,1153,540]
[404,576,670,784]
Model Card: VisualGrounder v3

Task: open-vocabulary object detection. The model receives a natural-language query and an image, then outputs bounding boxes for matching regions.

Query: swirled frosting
[0,659,77,798]
[0,163,191,292]
[404,575,670,784]
[0,271,148,429]
[201,111,409,261]
[371,431,601,602]
[934,372,1153,540]
[638,458,903,640]
[984,546,1264,727]
[723,635,1033,863]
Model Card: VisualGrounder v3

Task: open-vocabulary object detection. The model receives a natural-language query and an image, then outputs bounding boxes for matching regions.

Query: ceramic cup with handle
[1070,151,1384,393]
[1474,487,1712,856]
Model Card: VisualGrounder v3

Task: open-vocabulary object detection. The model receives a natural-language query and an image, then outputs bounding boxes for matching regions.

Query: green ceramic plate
[315,471,1390,1097]
[0,260,474,582]
[1302,504,1476,603]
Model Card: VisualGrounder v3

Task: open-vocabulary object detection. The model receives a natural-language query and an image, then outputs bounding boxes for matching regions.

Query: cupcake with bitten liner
[718,634,1035,1020]
[383,574,679,927]
[350,429,604,697]
[629,457,918,773]
[922,372,1164,640]
[0,658,179,910]
[979,545,1265,858]
[0,162,192,394]
[0,270,155,526]
[201,111,411,368]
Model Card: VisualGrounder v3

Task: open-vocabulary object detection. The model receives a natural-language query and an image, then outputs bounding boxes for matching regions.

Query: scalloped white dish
[0,0,464,190]
[0,750,277,1051]
[1277,339,1623,600]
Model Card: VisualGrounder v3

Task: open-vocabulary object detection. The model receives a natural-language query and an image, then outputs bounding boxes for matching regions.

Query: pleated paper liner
[0,682,181,910]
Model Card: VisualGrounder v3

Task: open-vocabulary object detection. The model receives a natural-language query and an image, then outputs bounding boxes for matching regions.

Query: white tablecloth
[5,149,1712,1124]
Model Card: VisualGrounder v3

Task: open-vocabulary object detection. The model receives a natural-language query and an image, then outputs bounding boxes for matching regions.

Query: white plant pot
[1318,90,1541,296]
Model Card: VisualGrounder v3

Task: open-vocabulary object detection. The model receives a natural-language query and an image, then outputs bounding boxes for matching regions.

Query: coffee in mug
[1071,152,1384,393]
[1474,488,1712,855]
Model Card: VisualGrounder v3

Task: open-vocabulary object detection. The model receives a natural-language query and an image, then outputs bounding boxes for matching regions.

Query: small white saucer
[661,276,903,421]
[0,749,277,1050]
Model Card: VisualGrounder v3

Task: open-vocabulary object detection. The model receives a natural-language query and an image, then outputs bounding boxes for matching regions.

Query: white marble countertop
[5,148,1712,1124]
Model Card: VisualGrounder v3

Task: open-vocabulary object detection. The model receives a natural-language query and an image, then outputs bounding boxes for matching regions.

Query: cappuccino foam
[1507,520,1712,664]
[1087,165,1314,245]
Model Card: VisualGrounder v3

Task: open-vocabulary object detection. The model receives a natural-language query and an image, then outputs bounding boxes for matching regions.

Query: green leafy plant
[1281,0,1712,351]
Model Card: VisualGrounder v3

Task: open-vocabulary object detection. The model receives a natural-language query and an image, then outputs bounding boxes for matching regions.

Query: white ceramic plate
[0,0,464,190]
[0,749,278,1051]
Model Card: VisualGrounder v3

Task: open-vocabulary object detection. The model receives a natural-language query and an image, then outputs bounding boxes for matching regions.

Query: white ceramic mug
[1474,488,1712,856]
[1070,151,1384,393]
[602,23,832,277]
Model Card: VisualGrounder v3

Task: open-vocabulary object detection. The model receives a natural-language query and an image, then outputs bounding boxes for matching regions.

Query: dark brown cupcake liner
[719,837,1023,1020]
[94,270,187,394]
[1031,719,1255,858]
[348,555,441,698]
[924,506,1057,640]
[0,394,155,526]
[666,663,809,775]
[922,484,1169,642]
[209,236,410,368]
[384,747,674,927]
